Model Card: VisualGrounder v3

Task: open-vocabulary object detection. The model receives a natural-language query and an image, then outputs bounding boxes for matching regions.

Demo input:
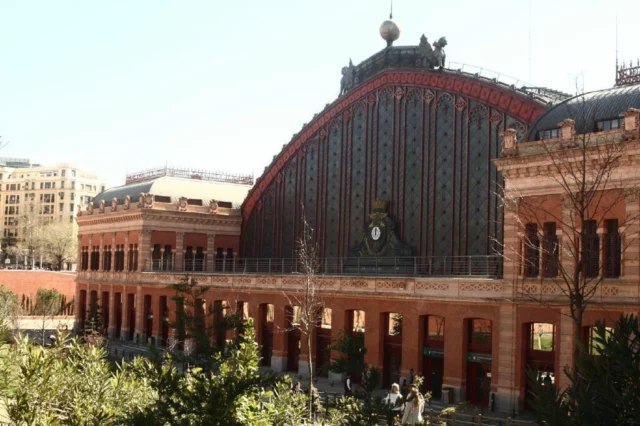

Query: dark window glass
[584,220,600,278]
[604,219,621,278]
[524,223,540,277]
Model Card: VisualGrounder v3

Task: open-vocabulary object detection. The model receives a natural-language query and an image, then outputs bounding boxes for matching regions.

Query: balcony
[142,255,503,278]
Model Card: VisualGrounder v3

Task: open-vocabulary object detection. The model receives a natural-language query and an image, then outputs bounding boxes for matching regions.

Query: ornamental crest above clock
[348,199,412,257]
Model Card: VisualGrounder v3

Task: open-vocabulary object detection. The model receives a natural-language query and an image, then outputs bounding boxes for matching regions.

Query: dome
[527,83,640,141]
[379,20,400,46]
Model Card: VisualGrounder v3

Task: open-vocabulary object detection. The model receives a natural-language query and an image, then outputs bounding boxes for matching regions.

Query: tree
[283,213,326,420]
[3,334,156,425]
[41,221,77,270]
[0,286,20,341]
[530,314,640,425]
[329,329,367,378]
[33,288,63,344]
[498,93,640,401]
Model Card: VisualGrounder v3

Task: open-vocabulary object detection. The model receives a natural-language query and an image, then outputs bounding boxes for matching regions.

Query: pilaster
[139,229,152,272]
[108,285,116,338]
[111,232,117,273]
[98,234,104,271]
[175,232,185,272]
[206,233,216,272]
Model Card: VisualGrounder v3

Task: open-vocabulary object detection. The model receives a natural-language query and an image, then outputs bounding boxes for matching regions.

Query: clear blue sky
[1,1,637,187]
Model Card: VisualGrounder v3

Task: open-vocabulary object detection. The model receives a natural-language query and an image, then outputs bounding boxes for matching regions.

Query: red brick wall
[0,271,76,300]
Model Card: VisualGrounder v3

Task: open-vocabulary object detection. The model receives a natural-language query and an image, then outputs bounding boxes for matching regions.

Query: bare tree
[33,288,63,345]
[42,221,77,270]
[497,93,640,399]
[283,213,325,419]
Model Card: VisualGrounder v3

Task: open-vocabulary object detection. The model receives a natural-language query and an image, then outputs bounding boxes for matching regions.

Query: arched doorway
[466,318,492,407]
[346,309,366,382]
[286,305,301,372]
[422,315,445,399]
[260,304,274,367]
[383,312,403,387]
[159,296,169,346]
[524,322,555,410]
[213,300,227,351]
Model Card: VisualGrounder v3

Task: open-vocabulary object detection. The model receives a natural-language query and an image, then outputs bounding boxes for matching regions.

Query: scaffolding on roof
[125,166,254,185]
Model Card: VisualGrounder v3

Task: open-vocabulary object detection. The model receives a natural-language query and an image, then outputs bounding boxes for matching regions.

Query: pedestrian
[400,379,408,398]
[344,373,352,396]
[407,368,415,385]
[292,381,304,394]
[384,383,404,426]
[402,384,424,425]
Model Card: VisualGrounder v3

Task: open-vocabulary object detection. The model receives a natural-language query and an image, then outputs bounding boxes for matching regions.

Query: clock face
[371,226,381,241]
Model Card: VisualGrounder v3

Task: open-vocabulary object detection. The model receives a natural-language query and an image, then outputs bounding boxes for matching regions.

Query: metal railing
[143,256,503,278]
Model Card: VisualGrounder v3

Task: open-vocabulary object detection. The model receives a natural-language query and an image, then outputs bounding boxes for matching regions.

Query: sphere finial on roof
[380,0,400,47]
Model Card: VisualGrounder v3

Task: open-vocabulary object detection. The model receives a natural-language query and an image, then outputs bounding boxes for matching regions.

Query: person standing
[407,368,415,385]
[344,374,352,396]
[402,385,424,425]
[384,383,404,426]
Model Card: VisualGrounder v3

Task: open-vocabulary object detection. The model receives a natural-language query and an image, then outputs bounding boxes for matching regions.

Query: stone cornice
[77,208,241,228]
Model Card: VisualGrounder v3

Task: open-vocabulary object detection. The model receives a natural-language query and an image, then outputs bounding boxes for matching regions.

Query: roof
[527,83,640,141]
[92,176,252,208]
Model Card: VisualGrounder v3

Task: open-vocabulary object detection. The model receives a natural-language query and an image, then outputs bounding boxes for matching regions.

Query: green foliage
[329,329,367,376]
[34,288,63,317]
[0,286,19,338]
[333,366,387,426]
[530,314,640,426]
[236,376,307,426]
[2,333,156,425]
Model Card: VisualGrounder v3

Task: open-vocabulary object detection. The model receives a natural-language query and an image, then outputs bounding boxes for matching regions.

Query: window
[70,215,74,223]
[585,326,613,355]
[59,203,64,212]
[59,192,64,200]
[469,319,492,345]
[542,223,559,278]
[71,181,75,189]
[61,170,66,177]
[71,170,76,178]
[584,220,600,278]
[537,128,561,140]
[604,219,621,278]
[426,315,445,340]
[70,203,74,212]
[596,118,623,132]
[52,182,55,189]
[61,181,65,188]
[70,192,75,201]
[524,223,540,277]
[529,323,554,351]
[31,182,34,190]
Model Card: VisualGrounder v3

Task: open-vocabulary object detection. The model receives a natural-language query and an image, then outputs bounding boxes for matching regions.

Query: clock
[371,226,381,241]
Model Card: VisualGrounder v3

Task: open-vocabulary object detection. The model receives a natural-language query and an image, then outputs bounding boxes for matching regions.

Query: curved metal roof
[92,176,251,208]
[527,83,640,141]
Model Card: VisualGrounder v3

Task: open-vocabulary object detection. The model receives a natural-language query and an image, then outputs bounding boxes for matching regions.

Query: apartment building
[0,158,106,240]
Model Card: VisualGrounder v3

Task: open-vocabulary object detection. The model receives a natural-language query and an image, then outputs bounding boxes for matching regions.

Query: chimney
[620,107,640,140]
[500,128,518,157]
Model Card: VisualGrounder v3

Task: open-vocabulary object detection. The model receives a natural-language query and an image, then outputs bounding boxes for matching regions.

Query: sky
[1,0,638,188]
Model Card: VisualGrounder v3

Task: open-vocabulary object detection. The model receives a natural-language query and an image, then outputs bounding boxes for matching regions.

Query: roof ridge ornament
[419,35,447,69]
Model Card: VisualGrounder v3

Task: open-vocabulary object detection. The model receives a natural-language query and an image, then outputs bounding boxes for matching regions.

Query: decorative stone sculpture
[621,107,640,141]
[87,202,94,215]
[139,193,153,209]
[419,35,447,69]
[124,195,131,210]
[209,199,218,214]
[500,128,518,157]
[99,200,106,213]
[339,58,357,96]
[111,197,118,212]
[558,119,577,148]
[177,196,188,212]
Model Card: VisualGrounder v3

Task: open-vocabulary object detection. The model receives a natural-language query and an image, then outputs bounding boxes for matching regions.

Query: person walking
[344,374,352,396]
[384,383,404,426]
[402,385,424,425]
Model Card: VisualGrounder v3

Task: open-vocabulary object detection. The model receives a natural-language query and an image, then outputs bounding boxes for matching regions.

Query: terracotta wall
[0,271,76,300]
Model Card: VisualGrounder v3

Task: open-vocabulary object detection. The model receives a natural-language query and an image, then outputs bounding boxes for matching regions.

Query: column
[88,235,93,270]
[124,232,130,273]
[111,232,117,273]
[501,196,520,295]
[74,282,83,332]
[623,191,640,281]
[135,285,144,343]
[108,285,117,338]
[363,311,382,369]
[495,304,520,413]
[271,303,288,371]
[121,285,129,341]
[560,197,574,277]
[329,309,346,383]
[206,233,216,272]
[175,232,185,272]
[139,229,152,272]
[442,316,465,404]
[556,307,574,391]
[98,234,104,271]
[159,246,165,271]
[400,310,419,383]
[76,235,82,271]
